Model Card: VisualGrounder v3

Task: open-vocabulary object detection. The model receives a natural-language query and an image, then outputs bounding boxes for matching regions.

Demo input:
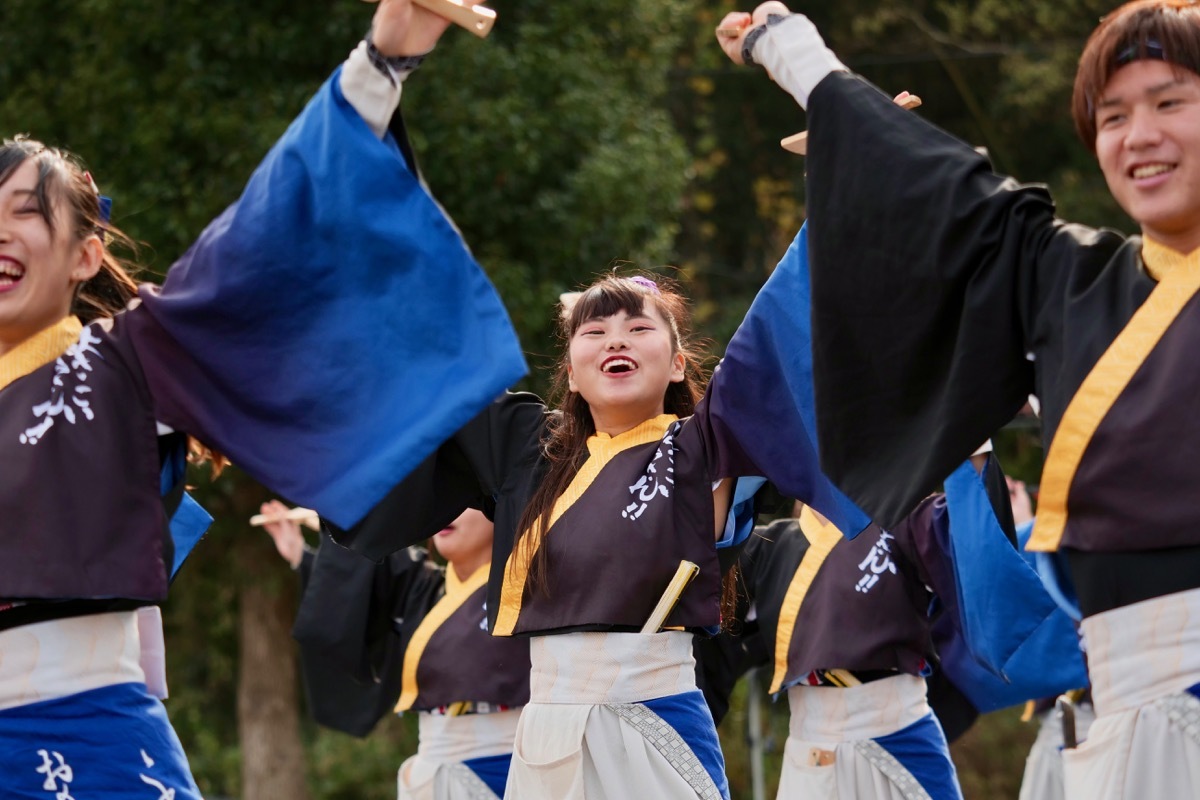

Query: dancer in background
[736,465,988,800]
[264,503,529,800]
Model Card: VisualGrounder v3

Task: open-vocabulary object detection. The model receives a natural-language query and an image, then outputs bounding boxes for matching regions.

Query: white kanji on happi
[35,749,75,800]
[20,326,102,446]
[854,531,898,593]
[622,424,678,521]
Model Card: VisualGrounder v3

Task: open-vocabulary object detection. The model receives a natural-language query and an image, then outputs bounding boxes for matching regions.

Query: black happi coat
[0,88,524,632]
[328,396,750,637]
[803,72,1200,612]
[733,457,1013,741]
[292,539,530,737]
[325,194,895,639]
[741,502,955,694]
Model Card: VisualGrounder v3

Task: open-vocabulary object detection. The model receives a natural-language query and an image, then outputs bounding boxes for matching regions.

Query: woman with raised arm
[0,2,523,796]
[718,2,1200,796]
[324,9,1103,791]
[264,503,529,800]
[326,265,872,800]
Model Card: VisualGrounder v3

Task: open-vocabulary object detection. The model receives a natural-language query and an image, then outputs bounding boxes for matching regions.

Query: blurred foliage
[0,0,1123,795]
[404,0,693,369]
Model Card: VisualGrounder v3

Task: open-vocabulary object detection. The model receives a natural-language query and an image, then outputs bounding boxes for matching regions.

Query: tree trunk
[237,533,311,800]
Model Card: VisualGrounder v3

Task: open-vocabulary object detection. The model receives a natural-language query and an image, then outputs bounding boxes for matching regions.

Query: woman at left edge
[0,2,524,796]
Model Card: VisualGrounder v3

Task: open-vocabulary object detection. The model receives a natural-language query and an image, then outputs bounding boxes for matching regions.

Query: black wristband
[365,30,427,84]
[741,13,790,67]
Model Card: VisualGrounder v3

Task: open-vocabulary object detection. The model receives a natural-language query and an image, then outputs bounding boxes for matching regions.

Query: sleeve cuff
[717,476,767,550]
[339,41,405,139]
[752,14,847,109]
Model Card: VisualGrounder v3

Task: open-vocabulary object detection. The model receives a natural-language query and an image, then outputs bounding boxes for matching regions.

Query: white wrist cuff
[340,41,405,139]
[752,15,846,110]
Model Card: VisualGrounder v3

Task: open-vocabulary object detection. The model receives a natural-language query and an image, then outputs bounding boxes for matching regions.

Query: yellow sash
[770,507,844,694]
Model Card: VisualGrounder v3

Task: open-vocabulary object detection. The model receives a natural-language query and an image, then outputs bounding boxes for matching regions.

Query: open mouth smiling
[1130,162,1175,180]
[601,356,638,375]
[0,258,24,289]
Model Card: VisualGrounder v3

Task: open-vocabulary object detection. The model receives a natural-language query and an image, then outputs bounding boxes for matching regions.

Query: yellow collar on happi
[1141,236,1200,282]
[0,316,83,392]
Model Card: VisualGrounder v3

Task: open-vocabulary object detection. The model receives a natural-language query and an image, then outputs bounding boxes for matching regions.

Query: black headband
[1115,37,1167,66]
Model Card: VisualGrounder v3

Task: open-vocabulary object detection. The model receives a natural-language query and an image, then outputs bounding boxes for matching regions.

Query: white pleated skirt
[503,631,727,800]
[1018,702,1095,800]
[396,709,521,800]
[1062,587,1200,799]
[777,673,958,800]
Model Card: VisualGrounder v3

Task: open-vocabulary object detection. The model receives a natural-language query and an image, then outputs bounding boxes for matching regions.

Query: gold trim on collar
[0,316,82,392]
[770,506,844,694]
[395,561,491,713]
[1029,240,1200,551]
[493,414,679,636]
[1140,236,1200,282]
[444,560,479,596]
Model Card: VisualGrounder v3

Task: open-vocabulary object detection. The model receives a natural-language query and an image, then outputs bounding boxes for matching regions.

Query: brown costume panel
[292,541,530,736]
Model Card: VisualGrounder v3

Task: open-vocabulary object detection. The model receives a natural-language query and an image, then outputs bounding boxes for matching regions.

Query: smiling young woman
[0,151,124,352]
[327,241,885,799]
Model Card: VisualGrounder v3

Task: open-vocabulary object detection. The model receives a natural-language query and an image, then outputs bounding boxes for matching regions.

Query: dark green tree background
[1,1,1121,796]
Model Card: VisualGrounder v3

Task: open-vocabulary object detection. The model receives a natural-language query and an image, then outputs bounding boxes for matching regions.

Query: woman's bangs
[0,147,29,192]
[0,142,67,232]
[566,279,651,334]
